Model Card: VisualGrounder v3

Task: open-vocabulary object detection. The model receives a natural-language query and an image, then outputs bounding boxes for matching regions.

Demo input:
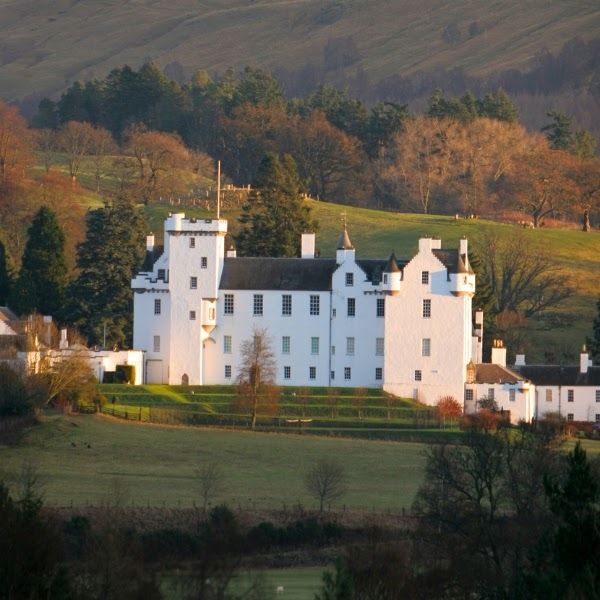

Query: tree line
[26,63,600,221]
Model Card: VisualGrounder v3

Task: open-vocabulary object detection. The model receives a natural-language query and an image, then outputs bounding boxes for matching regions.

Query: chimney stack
[146,233,155,253]
[301,233,316,259]
[515,354,526,366]
[491,339,507,367]
[580,345,590,374]
[226,245,237,258]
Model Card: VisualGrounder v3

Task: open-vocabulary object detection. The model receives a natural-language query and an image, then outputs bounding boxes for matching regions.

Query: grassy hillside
[145,200,600,362]
[0,413,426,509]
[1,0,599,102]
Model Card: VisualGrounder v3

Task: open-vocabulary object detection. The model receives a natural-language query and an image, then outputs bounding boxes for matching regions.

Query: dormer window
[383,274,388,284]
[157,269,165,281]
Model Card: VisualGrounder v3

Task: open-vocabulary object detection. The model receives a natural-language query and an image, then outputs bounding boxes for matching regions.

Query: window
[201,257,207,269]
[157,269,165,280]
[284,366,291,380]
[189,310,196,320]
[383,274,388,284]
[310,295,320,315]
[345,273,354,286]
[344,367,351,380]
[223,335,232,354]
[346,337,355,355]
[209,307,215,320]
[253,294,263,316]
[332,308,336,317]
[422,299,431,318]
[509,389,516,402]
[189,237,195,248]
[465,389,474,402]
[376,298,385,317]
[546,389,553,402]
[154,299,161,315]
[331,345,335,356]
[567,413,574,422]
[282,294,292,316]
[190,276,197,289]
[309,366,316,380]
[596,390,600,403]
[224,294,234,315]
[282,336,290,354]
[422,338,431,357]
[421,271,429,284]
[488,388,495,401]
[376,338,384,356]
[415,370,422,381]
[375,367,382,381]
[568,389,574,402]
[153,335,160,352]
[347,298,356,317]
[331,371,335,380]
[224,365,232,379]
[311,337,320,355]
[596,414,600,423]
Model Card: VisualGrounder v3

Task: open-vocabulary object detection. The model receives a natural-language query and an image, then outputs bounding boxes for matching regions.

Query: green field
[0,414,426,510]
[2,1,599,102]
[161,567,324,600]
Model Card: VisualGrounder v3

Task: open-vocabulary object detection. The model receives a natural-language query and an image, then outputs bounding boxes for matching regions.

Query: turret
[450,237,475,297]
[336,227,355,264]
[382,252,401,295]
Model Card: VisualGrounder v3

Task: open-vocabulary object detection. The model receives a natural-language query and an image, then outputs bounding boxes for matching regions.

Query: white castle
[131,214,478,405]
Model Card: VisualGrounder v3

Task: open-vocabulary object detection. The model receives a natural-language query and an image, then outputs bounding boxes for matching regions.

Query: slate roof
[219,258,338,291]
[517,366,600,386]
[141,245,164,272]
[433,249,475,275]
[357,259,399,285]
[474,364,524,384]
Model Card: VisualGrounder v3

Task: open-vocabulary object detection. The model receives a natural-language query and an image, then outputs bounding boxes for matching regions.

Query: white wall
[384,240,472,405]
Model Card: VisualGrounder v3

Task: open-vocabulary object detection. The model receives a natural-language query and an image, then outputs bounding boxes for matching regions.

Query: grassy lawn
[0,414,426,510]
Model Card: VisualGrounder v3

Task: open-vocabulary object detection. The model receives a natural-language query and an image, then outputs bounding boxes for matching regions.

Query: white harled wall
[384,238,473,404]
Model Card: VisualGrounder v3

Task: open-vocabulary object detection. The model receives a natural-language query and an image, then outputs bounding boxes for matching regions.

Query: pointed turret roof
[336,227,354,250]
[384,252,400,273]
[457,253,474,274]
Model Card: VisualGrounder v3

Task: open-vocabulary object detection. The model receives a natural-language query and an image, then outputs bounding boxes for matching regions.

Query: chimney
[43,315,52,346]
[581,345,589,374]
[146,233,155,253]
[59,328,69,350]
[301,233,316,259]
[459,237,468,256]
[515,354,526,366]
[491,339,507,367]
[226,245,237,258]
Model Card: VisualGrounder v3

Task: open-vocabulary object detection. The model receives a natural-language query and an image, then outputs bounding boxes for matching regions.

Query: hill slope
[1,0,599,102]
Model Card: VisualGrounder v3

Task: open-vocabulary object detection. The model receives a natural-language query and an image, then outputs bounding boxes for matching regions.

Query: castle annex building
[132,214,477,405]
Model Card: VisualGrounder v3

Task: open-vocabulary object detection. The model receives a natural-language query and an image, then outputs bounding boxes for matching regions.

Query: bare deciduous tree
[57,120,95,182]
[305,458,348,513]
[236,327,277,429]
[475,230,573,319]
[196,461,224,515]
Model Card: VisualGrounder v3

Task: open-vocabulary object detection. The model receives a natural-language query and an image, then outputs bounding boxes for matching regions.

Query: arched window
[181,373,189,386]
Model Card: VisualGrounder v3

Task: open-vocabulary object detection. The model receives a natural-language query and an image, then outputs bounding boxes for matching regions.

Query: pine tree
[542,111,573,150]
[235,153,317,257]
[0,239,12,306]
[69,198,147,347]
[586,299,600,363]
[10,207,68,317]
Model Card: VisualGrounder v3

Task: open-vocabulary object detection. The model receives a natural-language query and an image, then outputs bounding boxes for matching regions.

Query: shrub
[116,365,135,384]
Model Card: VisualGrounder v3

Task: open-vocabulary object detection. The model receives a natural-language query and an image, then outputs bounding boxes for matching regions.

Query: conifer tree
[586,299,600,363]
[235,153,317,257]
[10,207,68,317]
[69,198,147,347]
[0,239,12,306]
